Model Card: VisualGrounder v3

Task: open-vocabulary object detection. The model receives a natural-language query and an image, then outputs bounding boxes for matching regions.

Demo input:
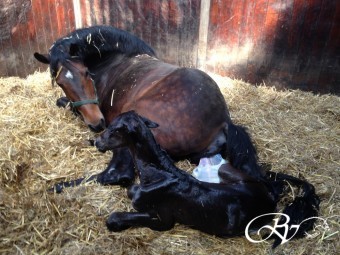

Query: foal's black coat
[95,111,319,247]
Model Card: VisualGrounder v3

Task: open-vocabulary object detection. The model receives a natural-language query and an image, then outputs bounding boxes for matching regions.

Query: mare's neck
[90,54,128,96]
[90,54,155,98]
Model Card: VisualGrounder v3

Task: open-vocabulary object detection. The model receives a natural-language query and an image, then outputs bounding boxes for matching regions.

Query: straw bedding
[0,71,339,255]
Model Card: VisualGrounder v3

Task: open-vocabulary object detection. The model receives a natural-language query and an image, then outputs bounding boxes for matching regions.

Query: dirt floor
[0,71,339,255]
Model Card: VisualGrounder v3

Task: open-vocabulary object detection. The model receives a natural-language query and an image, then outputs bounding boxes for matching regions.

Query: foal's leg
[106,211,175,232]
[96,147,135,186]
[50,147,135,193]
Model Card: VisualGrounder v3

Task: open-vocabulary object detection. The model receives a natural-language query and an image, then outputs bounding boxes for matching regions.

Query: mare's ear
[34,52,50,64]
[139,115,159,129]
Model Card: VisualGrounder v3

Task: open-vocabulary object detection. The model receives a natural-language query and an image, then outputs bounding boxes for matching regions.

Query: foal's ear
[34,52,50,64]
[139,115,159,128]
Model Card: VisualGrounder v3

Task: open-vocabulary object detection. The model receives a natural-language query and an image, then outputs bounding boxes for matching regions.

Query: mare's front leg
[56,96,70,108]
[56,96,80,116]
[107,211,175,232]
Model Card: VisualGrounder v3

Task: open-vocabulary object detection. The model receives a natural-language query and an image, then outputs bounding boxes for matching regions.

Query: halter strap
[69,78,99,108]
[53,65,99,108]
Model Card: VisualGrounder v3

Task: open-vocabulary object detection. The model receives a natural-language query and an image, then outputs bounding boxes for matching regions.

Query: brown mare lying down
[94,111,319,248]
[35,26,264,190]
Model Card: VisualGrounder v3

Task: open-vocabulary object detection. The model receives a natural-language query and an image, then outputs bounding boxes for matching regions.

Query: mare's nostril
[100,118,106,128]
[88,119,106,133]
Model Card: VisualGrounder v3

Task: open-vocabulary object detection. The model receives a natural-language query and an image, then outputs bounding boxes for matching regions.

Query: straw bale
[0,71,338,254]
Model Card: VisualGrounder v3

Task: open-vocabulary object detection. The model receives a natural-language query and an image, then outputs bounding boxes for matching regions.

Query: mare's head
[95,111,158,152]
[34,53,105,132]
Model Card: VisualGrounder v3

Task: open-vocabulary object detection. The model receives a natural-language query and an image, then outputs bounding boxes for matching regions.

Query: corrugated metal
[0,0,338,94]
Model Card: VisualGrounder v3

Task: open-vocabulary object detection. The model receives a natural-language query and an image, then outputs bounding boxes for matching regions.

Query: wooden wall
[0,0,75,77]
[207,0,340,94]
[0,0,339,94]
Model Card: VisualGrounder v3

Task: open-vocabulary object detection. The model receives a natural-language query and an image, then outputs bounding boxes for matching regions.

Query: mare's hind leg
[96,147,135,186]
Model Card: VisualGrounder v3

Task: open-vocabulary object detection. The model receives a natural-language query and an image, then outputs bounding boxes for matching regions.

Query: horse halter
[54,65,99,108]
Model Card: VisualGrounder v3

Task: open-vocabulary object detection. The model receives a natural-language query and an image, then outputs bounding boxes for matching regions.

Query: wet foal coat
[95,111,319,247]
[95,111,277,236]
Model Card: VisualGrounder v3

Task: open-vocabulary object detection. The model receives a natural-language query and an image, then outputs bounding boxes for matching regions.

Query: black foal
[94,111,319,246]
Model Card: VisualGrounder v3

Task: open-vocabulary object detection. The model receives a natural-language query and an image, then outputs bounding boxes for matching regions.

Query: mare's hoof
[56,97,70,108]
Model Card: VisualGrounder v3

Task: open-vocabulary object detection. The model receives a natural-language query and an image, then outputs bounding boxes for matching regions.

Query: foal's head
[34,53,105,132]
[95,111,158,152]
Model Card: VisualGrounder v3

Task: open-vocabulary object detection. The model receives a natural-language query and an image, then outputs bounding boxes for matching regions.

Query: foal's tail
[224,122,264,180]
[267,171,320,248]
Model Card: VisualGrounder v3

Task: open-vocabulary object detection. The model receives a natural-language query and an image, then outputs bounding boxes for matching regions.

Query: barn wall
[75,0,201,68]
[0,0,338,94]
[207,0,340,94]
[0,0,76,77]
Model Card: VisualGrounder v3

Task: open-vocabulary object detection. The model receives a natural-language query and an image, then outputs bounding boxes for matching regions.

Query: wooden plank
[0,39,8,76]
[40,0,52,46]
[32,0,48,53]
[55,0,66,36]
[207,0,235,75]
[65,0,76,31]
[102,0,110,25]
[246,0,269,83]
[270,0,295,85]
[47,0,57,42]
[291,0,324,90]
[1,1,22,76]
[317,0,339,94]
[73,0,82,28]
[79,0,88,27]
[197,0,211,68]
[11,2,29,76]
[93,0,103,24]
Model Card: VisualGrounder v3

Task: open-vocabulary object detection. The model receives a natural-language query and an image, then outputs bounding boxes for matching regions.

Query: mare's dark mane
[48,26,156,77]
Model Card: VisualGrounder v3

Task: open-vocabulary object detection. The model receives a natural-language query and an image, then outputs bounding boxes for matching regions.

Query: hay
[0,71,339,255]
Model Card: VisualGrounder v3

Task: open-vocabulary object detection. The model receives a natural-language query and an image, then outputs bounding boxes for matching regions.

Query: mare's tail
[224,122,264,180]
[224,122,320,248]
[266,171,320,248]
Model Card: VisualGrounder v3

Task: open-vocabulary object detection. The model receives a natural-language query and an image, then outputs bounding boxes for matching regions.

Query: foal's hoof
[48,183,65,193]
[127,184,140,199]
[106,213,130,232]
[97,173,134,187]
[56,97,70,108]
